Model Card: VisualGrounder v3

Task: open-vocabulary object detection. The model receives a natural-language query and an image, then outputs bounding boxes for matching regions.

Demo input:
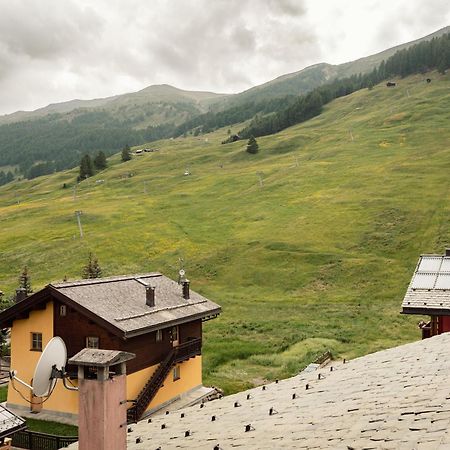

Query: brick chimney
[146,286,155,307]
[182,280,190,300]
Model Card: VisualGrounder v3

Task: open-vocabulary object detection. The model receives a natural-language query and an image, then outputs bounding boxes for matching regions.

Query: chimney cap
[68,348,135,367]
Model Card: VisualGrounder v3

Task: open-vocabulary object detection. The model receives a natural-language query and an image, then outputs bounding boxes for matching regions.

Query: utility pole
[256,172,264,188]
[75,210,83,239]
[73,185,77,201]
[349,129,354,141]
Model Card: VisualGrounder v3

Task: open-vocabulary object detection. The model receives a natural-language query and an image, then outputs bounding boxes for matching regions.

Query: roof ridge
[51,273,162,288]
[114,299,208,322]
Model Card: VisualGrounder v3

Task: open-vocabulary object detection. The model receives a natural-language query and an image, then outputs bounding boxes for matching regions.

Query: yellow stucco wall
[8,301,203,417]
[8,301,53,407]
[149,355,202,409]
[126,356,203,412]
[7,301,79,414]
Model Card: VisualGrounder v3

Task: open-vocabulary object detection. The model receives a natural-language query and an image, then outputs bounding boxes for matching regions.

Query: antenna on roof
[9,337,77,397]
[178,258,186,284]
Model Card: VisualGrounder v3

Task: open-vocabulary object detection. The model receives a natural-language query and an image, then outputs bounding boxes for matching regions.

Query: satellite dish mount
[9,336,77,398]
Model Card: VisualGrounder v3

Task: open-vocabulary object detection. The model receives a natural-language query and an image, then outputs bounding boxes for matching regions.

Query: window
[171,326,179,342]
[59,305,67,317]
[155,329,163,342]
[31,333,42,351]
[173,365,180,381]
[86,336,99,349]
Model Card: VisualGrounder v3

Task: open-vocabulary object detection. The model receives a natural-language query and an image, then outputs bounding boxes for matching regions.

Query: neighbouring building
[0,404,26,448]
[401,248,450,338]
[0,273,221,423]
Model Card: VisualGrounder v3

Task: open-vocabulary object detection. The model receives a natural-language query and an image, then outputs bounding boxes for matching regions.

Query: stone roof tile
[120,333,450,449]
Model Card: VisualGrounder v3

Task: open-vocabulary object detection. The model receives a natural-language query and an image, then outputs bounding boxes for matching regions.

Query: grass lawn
[0,385,7,402]
[24,418,77,436]
[0,72,448,394]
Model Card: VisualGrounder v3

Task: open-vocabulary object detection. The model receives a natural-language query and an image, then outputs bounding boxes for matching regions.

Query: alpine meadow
[1,70,449,393]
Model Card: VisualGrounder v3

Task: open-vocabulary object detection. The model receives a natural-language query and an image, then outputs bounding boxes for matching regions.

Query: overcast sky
[0,0,448,115]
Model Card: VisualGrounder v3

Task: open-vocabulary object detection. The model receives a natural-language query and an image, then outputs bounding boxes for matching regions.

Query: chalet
[0,273,221,423]
[401,249,450,338]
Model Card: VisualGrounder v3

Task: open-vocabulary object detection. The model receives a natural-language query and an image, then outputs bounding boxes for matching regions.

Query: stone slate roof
[0,404,26,439]
[50,274,221,338]
[402,254,450,315]
[123,333,450,449]
[0,273,221,339]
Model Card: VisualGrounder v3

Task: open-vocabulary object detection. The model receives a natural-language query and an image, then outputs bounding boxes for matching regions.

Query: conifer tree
[82,252,103,279]
[121,144,131,162]
[246,136,259,154]
[94,151,107,170]
[18,266,33,295]
[79,154,94,181]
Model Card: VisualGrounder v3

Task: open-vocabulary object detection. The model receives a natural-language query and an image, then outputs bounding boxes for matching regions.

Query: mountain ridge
[1,26,447,125]
[0,26,448,182]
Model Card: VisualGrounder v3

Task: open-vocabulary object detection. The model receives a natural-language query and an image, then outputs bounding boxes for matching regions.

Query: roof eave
[0,287,52,328]
[124,307,222,339]
[0,422,27,440]
[401,307,450,316]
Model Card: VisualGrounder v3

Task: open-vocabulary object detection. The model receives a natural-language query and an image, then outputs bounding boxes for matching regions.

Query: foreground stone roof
[125,333,450,449]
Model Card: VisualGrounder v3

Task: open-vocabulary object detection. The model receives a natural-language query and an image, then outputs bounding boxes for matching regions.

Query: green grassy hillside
[0,72,449,393]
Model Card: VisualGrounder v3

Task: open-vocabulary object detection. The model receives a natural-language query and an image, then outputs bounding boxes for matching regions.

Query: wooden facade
[52,299,202,375]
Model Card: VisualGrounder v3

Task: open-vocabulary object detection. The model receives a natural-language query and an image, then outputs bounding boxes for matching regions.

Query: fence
[313,350,332,366]
[12,430,78,450]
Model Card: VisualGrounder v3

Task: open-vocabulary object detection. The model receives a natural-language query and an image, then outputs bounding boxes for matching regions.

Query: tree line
[236,32,450,140]
[0,33,447,186]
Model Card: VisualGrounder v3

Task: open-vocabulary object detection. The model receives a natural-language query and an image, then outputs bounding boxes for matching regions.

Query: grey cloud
[0,1,102,61]
[0,0,448,115]
[372,0,449,50]
[269,0,306,16]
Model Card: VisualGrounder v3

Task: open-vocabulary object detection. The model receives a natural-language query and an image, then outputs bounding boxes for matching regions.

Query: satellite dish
[32,337,67,397]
